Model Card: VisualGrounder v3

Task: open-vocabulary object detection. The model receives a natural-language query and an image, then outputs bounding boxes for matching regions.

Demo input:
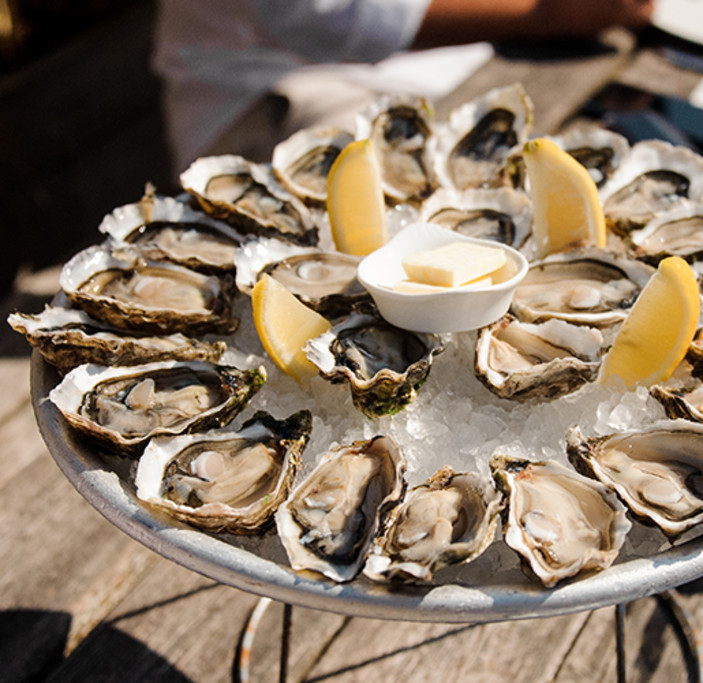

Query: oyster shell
[233,235,318,295]
[7,305,226,372]
[431,83,533,190]
[276,435,406,582]
[272,126,354,203]
[628,201,703,265]
[490,454,631,587]
[600,140,703,235]
[180,155,318,245]
[510,249,654,327]
[549,127,630,188]
[49,360,266,454]
[566,422,703,536]
[304,304,444,417]
[135,410,312,533]
[420,186,532,247]
[355,94,436,202]
[260,252,369,318]
[474,314,603,401]
[60,244,238,335]
[363,466,503,583]
[98,194,241,273]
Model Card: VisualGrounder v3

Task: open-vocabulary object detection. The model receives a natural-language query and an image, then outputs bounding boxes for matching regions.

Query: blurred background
[0,0,173,297]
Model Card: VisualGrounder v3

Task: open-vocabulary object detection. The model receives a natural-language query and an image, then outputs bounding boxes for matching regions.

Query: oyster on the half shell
[600,140,703,236]
[49,360,266,454]
[474,314,603,401]
[490,454,631,587]
[60,244,238,335]
[276,435,406,582]
[272,126,354,203]
[180,155,318,245]
[356,95,436,202]
[304,304,444,417]
[510,249,654,327]
[7,305,226,372]
[431,83,534,190]
[363,466,503,583]
[99,194,241,274]
[135,410,312,533]
[567,421,703,536]
[420,186,532,247]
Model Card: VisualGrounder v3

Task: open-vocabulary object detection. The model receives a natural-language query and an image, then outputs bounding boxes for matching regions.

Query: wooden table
[4,26,703,682]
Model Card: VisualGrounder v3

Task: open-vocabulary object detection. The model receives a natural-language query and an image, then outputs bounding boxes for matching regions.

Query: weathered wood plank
[303,609,594,683]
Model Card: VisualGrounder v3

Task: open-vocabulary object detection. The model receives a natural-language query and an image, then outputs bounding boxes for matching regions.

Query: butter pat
[401,241,507,287]
[393,276,492,294]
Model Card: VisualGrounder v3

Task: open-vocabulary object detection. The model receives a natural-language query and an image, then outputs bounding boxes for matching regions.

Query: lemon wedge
[252,274,331,381]
[327,138,388,256]
[599,256,700,388]
[523,137,606,257]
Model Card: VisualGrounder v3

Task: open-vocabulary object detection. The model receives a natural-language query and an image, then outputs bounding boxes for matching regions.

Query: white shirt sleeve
[255,0,433,63]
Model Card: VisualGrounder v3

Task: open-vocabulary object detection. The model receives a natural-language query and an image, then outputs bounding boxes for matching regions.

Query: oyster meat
[549,127,630,188]
[628,202,703,265]
[60,244,238,335]
[567,422,703,536]
[7,305,226,372]
[49,360,266,453]
[260,252,369,317]
[420,186,532,247]
[356,95,435,201]
[600,140,703,235]
[363,466,503,583]
[304,304,444,417]
[180,155,318,245]
[276,435,406,582]
[491,454,631,587]
[431,83,533,190]
[135,410,312,533]
[99,194,241,273]
[272,126,354,203]
[474,314,603,400]
[510,249,654,327]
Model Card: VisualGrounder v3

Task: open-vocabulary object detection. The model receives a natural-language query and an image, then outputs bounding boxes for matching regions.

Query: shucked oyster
[272,126,354,203]
[510,249,654,327]
[304,304,444,417]
[549,127,630,188]
[364,466,503,583]
[260,252,369,318]
[431,83,533,190]
[179,155,318,245]
[600,140,703,236]
[276,435,406,582]
[491,454,630,587]
[567,421,703,536]
[474,314,603,401]
[135,410,312,533]
[356,95,436,202]
[98,193,241,274]
[628,202,703,265]
[60,244,238,335]
[7,305,226,372]
[49,360,266,454]
[420,186,532,248]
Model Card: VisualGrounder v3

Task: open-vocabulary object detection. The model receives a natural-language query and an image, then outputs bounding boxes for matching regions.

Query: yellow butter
[393,276,492,294]
[402,241,506,287]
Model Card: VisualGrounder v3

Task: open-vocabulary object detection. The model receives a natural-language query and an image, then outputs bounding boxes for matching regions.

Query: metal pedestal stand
[235,591,703,683]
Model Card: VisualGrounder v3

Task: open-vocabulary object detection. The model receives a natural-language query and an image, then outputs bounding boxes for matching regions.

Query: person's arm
[413,0,654,47]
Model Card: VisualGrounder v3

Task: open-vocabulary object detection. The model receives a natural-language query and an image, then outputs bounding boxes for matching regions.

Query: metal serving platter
[31,350,703,624]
